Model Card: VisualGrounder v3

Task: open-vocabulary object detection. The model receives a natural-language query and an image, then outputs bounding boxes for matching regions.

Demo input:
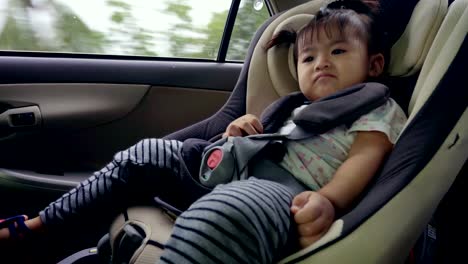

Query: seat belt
[56,248,98,264]
[199,82,390,188]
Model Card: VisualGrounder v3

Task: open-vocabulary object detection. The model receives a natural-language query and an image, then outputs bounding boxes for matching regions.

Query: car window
[227,0,270,61]
[0,0,269,61]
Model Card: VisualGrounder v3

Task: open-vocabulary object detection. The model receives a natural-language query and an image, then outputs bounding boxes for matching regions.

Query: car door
[0,0,270,220]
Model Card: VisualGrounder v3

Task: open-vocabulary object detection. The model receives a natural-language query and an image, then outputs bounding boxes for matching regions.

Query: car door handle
[0,103,42,138]
[3,106,41,127]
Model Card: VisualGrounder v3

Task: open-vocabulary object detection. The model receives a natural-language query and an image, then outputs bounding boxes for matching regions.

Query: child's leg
[40,138,185,229]
[1,138,184,239]
[161,178,296,264]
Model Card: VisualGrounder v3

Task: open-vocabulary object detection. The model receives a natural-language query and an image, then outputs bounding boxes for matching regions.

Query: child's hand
[291,191,335,248]
[223,114,263,137]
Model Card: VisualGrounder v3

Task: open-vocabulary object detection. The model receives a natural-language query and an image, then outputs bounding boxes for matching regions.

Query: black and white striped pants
[39,138,295,263]
[162,178,296,264]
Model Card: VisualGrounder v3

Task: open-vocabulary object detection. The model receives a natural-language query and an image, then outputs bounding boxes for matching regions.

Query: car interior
[0,0,466,263]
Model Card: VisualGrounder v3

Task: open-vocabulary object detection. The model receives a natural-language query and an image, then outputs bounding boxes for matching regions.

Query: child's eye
[332,49,346,55]
[302,56,314,63]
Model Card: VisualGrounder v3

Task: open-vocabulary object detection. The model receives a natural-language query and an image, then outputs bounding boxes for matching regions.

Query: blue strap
[0,215,30,239]
[16,216,30,235]
[8,222,17,239]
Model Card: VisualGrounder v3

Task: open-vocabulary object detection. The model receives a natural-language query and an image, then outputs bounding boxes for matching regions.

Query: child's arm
[291,131,393,248]
[318,130,393,211]
[223,114,263,137]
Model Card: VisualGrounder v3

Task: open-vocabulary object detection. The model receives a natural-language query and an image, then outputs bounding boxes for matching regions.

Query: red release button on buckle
[207,149,223,169]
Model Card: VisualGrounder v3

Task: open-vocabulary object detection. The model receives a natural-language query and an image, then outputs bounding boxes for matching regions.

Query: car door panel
[0,56,238,216]
[0,83,149,131]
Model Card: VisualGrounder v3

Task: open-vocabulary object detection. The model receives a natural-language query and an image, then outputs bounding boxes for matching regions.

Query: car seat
[60,0,467,263]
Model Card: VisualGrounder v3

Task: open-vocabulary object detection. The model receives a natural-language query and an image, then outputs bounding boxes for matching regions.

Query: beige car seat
[103,0,467,263]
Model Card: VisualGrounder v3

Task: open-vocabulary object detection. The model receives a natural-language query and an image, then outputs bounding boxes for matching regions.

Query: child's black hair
[266,0,385,65]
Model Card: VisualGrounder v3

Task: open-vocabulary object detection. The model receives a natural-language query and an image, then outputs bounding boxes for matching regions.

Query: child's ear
[368,53,385,77]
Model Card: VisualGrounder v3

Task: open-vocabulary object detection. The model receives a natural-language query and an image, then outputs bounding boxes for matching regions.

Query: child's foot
[0,215,44,241]
[0,215,30,240]
[0,215,50,263]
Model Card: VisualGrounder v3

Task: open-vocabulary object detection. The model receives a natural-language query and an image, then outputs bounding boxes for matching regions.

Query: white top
[278,98,407,190]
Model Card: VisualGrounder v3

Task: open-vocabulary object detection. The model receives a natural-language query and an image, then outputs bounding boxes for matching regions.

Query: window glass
[227,0,270,61]
[0,0,232,59]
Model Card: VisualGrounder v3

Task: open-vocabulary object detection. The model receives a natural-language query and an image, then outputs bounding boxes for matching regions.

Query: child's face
[296,27,376,101]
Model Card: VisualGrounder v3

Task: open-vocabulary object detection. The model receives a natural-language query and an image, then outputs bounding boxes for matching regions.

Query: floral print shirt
[278,98,407,190]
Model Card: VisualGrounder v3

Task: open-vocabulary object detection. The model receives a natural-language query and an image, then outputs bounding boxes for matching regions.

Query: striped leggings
[39,138,296,263]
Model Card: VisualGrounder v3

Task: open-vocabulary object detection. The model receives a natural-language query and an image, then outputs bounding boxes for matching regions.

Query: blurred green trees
[228,0,269,60]
[0,0,269,60]
[0,0,106,53]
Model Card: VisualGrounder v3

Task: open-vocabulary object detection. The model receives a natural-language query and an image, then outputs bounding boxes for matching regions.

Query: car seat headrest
[247,0,446,116]
[268,14,313,96]
[387,0,447,77]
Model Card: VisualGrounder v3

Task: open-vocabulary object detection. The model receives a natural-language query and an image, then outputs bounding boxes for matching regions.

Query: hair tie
[282,30,297,44]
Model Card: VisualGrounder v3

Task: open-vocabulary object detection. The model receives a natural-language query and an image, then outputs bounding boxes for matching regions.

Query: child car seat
[63,0,467,263]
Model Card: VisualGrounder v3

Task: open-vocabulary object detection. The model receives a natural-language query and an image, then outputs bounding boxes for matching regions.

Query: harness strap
[199,82,390,188]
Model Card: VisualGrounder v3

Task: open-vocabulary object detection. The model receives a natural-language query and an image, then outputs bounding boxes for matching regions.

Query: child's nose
[314,55,330,71]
